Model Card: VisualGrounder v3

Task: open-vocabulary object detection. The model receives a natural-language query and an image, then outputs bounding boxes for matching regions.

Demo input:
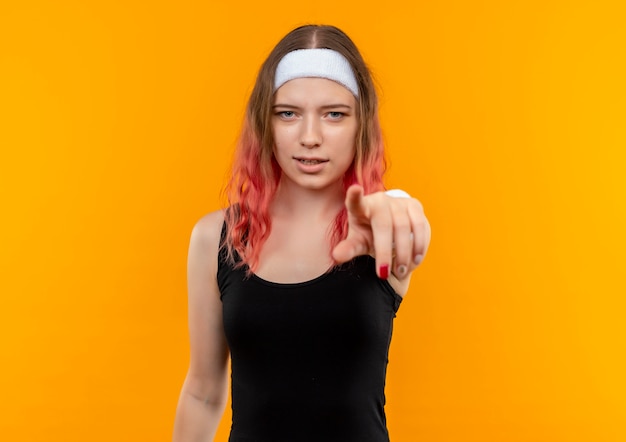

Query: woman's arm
[173,211,229,442]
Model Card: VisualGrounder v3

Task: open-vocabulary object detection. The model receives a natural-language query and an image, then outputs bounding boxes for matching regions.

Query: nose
[299,116,322,148]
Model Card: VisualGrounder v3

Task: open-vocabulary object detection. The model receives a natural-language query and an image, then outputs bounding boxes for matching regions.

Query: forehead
[273,78,356,106]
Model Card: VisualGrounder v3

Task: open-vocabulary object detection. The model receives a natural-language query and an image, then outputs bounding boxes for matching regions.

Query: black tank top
[218,233,402,442]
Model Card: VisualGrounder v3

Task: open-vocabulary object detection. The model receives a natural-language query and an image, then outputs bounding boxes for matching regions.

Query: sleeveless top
[218,230,403,442]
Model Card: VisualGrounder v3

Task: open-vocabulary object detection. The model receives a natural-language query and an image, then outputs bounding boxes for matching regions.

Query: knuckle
[412,219,426,231]
[409,198,424,212]
[394,219,412,231]
[373,219,392,230]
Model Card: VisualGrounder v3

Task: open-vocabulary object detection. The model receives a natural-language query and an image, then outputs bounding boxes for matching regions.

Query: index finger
[345,185,368,219]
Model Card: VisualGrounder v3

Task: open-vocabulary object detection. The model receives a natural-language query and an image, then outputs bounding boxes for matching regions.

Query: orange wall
[1,1,625,441]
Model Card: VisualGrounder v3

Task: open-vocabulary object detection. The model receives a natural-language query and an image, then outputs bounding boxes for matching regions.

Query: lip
[293,156,328,162]
[293,157,328,173]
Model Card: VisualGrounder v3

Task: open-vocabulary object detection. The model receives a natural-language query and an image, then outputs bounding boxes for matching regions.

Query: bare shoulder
[190,210,225,248]
[187,209,226,284]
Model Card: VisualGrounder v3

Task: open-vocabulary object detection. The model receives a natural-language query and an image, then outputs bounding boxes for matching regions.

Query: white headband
[274,48,359,97]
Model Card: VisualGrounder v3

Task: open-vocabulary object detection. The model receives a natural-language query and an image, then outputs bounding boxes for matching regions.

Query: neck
[271,180,345,222]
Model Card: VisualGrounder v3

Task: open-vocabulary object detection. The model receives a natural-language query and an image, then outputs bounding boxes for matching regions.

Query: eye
[278,111,296,119]
[327,111,345,120]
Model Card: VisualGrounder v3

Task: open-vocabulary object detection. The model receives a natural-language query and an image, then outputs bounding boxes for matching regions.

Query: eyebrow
[272,103,354,110]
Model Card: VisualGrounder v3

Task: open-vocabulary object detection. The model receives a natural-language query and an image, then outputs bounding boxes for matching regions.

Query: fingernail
[414,254,424,265]
[396,265,407,277]
[379,264,389,279]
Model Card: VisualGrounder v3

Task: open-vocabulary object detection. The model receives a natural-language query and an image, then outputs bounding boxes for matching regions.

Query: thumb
[332,237,369,264]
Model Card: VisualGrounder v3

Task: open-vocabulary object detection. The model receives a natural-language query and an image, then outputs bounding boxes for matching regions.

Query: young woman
[173,24,431,442]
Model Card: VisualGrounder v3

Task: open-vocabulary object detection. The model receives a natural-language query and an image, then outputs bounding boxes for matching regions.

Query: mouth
[294,157,328,165]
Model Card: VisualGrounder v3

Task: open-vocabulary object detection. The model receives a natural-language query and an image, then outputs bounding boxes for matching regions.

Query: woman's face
[271,77,358,192]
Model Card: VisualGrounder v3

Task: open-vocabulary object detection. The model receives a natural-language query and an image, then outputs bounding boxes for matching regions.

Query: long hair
[223,24,386,273]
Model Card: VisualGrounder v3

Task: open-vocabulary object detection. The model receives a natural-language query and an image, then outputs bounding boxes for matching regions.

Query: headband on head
[274,48,359,97]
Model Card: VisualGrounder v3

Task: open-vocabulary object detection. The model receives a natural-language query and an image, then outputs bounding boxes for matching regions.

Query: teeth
[299,159,322,165]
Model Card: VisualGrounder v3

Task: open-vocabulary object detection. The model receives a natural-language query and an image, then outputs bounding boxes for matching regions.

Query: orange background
[1,1,625,441]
